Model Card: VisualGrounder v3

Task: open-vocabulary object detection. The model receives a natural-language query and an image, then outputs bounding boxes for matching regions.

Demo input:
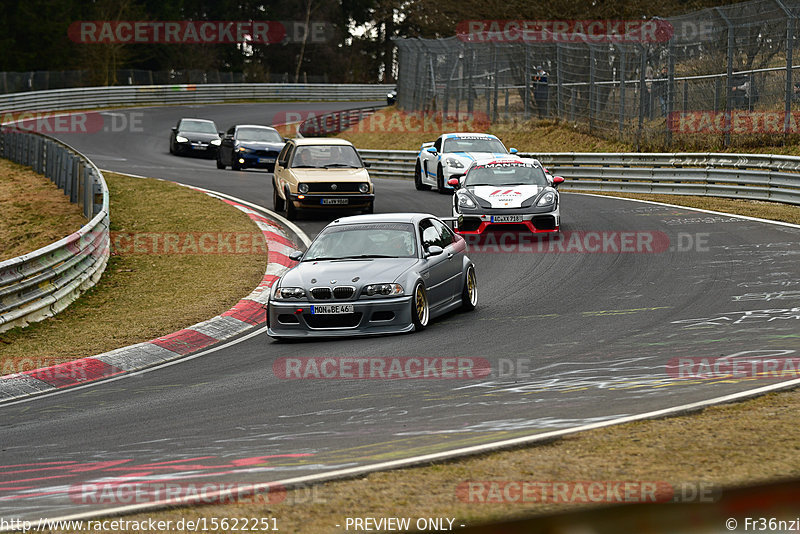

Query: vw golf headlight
[176,135,188,143]
[362,283,404,297]
[359,183,370,193]
[537,191,556,207]
[445,158,464,169]
[298,183,309,193]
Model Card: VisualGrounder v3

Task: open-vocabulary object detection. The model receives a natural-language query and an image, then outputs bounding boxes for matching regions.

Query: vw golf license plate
[491,215,523,223]
[311,304,354,314]
[322,198,349,205]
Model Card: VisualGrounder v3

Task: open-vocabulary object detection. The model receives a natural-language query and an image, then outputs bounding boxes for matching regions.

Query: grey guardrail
[0,130,109,333]
[0,84,393,113]
[358,149,800,206]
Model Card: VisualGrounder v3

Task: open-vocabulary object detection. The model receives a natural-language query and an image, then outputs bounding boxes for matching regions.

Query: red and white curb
[0,187,305,403]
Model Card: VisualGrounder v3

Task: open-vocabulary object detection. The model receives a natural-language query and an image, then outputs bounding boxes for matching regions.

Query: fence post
[638,46,647,152]
[774,0,794,138]
[666,37,675,148]
[619,46,626,138]
[524,45,530,120]
[716,7,734,147]
[589,46,596,134]
[492,44,499,122]
[556,43,563,120]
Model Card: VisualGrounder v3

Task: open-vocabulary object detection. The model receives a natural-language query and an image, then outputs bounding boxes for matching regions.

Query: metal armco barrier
[0,130,109,333]
[358,149,800,206]
[0,84,393,114]
[298,105,384,137]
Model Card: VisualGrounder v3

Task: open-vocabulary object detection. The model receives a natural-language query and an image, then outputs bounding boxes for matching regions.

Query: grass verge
[0,158,86,261]
[0,172,265,373]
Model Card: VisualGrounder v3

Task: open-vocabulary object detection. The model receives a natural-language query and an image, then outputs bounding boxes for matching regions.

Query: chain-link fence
[0,70,333,94]
[394,0,800,150]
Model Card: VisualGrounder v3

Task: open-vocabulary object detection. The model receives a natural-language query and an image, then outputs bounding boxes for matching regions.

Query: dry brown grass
[0,158,86,261]
[0,172,265,372]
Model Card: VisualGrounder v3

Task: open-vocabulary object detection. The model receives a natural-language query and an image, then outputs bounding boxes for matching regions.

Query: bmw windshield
[303,223,418,260]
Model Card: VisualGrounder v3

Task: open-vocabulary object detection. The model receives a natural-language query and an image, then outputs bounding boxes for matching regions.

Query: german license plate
[322,198,349,205]
[491,215,523,223]
[258,157,275,163]
[311,304,354,314]
[191,144,206,150]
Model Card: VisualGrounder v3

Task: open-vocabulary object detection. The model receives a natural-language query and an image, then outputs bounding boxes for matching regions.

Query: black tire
[437,165,449,194]
[410,282,430,331]
[231,158,241,171]
[169,140,175,155]
[216,156,225,169]
[363,200,374,214]
[414,161,430,191]
[284,188,298,220]
[273,183,285,212]
[461,265,478,311]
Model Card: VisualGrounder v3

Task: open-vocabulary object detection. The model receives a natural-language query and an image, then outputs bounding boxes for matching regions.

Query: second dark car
[216,124,286,172]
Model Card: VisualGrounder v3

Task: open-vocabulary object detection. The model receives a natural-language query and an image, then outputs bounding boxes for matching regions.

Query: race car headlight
[210,139,222,146]
[175,135,188,143]
[275,287,306,300]
[445,158,464,169]
[457,193,476,209]
[537,191,556,206]
[298,183,309,193]
[359,183,370,193]
[362,283,404,297]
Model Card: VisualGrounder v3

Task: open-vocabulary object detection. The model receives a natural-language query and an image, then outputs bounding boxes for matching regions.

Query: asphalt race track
[1,102,800,521]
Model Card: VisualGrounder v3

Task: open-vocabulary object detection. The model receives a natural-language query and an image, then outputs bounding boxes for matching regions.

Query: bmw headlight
[210,139,222,146]
[362,283,404,297]
[275,287,306,300]
[537,191,556,207]
[457,193,476,209]
[445,158,464,169]
[359,183,370,193]
[175,135,188,143]
[298,183,309,193]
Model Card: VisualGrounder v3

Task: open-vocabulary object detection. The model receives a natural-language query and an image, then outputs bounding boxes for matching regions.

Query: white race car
[414,133,517,194]
[449,156,564,234]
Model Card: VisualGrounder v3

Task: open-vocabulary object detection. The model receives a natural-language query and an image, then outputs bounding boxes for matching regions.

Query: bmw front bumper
[267,296,415,338]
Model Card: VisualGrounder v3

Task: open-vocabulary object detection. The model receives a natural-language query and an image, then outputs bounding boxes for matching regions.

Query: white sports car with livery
[414,133,517,194]
[449,156,564,234]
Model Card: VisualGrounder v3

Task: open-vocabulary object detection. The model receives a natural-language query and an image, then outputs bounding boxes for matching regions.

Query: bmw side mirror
[425,245,444,257]
[509,148,518,154]
[427,147,437,154]
[289,250,304,261]
[171,127,178,132]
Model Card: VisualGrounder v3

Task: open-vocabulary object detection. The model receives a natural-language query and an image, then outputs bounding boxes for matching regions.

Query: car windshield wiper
[292,165,321,168]
[323,163,359,168]
[466,183,494,187]
[337,254,396,259]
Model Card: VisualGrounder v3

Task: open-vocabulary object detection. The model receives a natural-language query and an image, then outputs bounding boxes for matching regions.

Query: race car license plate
[311,304,354,314]
[258,157,275,163]
[322,198,349,205]
[491,215,523,223]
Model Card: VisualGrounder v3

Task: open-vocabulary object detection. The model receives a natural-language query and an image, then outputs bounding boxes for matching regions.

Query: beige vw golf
[272,138,374,220]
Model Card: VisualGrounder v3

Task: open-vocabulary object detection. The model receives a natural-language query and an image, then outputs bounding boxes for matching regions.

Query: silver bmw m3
[266,213,477,339]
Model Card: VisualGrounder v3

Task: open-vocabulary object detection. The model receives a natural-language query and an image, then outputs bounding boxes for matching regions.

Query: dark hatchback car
[169,118,221,158]
[216,124,286,172]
